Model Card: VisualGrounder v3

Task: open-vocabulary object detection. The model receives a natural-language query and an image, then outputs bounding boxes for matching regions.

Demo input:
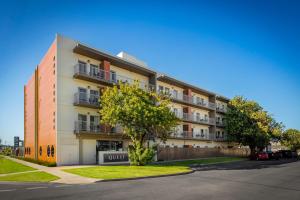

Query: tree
[99,82,178,165]
[281,129,300,150]
[225,96,284,157]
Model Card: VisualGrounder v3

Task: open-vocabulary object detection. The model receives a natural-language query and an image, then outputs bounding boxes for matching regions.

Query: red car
[255,152,269,160]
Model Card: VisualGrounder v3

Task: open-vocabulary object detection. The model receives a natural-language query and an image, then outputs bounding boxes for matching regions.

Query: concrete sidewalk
[5,157,101,184]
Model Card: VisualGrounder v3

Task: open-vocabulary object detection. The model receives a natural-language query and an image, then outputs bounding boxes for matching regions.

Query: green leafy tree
[225,96,284,157]
[281,129,300,150]
[99,82,178,165]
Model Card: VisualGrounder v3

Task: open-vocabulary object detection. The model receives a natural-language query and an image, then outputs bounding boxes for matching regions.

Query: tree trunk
[249,145,256,160]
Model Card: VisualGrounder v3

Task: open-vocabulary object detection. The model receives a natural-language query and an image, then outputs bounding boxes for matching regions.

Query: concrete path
[5,157,101,184]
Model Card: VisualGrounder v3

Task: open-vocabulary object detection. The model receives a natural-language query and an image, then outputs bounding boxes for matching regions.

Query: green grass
[0,171,59,182]
[63,157,245,180]
[0,156,36,174]
[64,165,191,180]
[158,157,246,166]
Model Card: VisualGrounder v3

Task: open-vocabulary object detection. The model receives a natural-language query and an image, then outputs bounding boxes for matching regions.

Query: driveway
[0,160,299,200]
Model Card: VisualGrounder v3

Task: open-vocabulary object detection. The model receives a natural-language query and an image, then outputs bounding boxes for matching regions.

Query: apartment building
[24,35,229,165]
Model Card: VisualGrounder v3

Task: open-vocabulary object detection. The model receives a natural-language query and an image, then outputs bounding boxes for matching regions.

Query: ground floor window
[96,140,123,151]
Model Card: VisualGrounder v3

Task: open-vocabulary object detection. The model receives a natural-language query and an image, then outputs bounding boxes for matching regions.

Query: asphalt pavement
[1,159,299,200]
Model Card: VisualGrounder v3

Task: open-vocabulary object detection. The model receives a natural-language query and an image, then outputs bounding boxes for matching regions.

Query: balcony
[181,113,215,125]
[74,63,155,91]
[171,131,212,140]
[160,91,215,111]
[216,120,225,127]
[216,107,227,113]
[74,121,123,136]
[74,92,99,109]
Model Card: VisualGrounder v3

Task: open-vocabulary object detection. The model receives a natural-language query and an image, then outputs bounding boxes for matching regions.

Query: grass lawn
[0,156,36,174]
[63,157,245,180]
[64,165,191,180]
[0,171,59,182]
[159,157,246,166]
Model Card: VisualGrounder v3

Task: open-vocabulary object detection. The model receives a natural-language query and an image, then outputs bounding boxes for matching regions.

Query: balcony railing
[74,121,123,134]
[74,63,155,91]
[158,90,215,110]
[171,131,212,140]
[216,107,227,113]
[181,113,215,125]
[74,92,99,108]
[216,120,225,127]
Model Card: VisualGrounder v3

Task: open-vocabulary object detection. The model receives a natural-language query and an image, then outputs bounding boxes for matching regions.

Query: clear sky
[0,0,299,145]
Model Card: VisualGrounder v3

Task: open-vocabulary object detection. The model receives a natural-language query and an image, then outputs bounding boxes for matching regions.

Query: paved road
[1,160,300,200]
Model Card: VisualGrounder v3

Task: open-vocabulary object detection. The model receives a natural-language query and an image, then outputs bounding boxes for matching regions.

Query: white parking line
[26,186,48,190]
[0,189,16,192]
[55,185,71,188]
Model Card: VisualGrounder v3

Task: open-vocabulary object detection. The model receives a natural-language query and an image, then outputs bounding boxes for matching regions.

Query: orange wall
[24,38,57,163]
[24,74,36,159]
[37,40,57,163]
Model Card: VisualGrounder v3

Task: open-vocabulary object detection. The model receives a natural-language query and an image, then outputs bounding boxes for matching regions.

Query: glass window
[90,90,99,104]
[78,61,87,73]
[173,90,178,98]
[78,114,87,131]
[47,145,50,157]
[165,87,170,94]
[158,85,164,93]
[78,88,87,102]
[51,145,55,157]
[110,71,116,82]
[90,115,100,132]
[39,146,42,156]
[90,64,98,76]
[96,140,123,151]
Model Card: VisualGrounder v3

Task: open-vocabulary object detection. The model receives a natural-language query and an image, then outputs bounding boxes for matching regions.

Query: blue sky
[0,0,299,145]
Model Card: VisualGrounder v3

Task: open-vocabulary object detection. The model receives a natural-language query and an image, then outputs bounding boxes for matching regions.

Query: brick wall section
[37,40,57,163]
[24,74,36,159]
[100,60,110,80]
[24,39,57,163]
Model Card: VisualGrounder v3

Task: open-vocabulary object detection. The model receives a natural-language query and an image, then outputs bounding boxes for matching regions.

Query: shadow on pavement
[193,159,299,171]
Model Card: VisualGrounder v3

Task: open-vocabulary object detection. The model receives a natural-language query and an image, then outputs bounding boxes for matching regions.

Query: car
[267,151,280,160]
[278,150,298,159]
[255,152,269,160]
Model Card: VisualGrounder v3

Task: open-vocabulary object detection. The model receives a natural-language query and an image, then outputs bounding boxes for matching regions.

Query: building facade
[24,35,229,165]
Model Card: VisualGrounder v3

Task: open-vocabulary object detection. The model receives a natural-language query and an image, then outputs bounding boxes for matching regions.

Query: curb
[97,169,195,182]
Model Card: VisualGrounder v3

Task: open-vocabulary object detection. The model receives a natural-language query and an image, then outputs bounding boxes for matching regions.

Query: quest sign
[103,152,129,163]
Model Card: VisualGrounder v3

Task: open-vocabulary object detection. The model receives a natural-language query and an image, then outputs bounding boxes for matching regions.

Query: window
[39,146,42,156]
[47,145,50,157]
[89,90,99,104]
[78,61,87,73]
[90,115,100,132]
[158,85,164,93]
[96,140,123,151]
[165,87,170,94]
[173,108,178,117]
[90,64,99,77]
[204,114,208,121]
[196,97,201,104]
[173,90,178,98]
[78,88,87,102]
[78,114,87,131]
[196,113,200,121]
[110,71,116,82]
[51,145,55,157]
